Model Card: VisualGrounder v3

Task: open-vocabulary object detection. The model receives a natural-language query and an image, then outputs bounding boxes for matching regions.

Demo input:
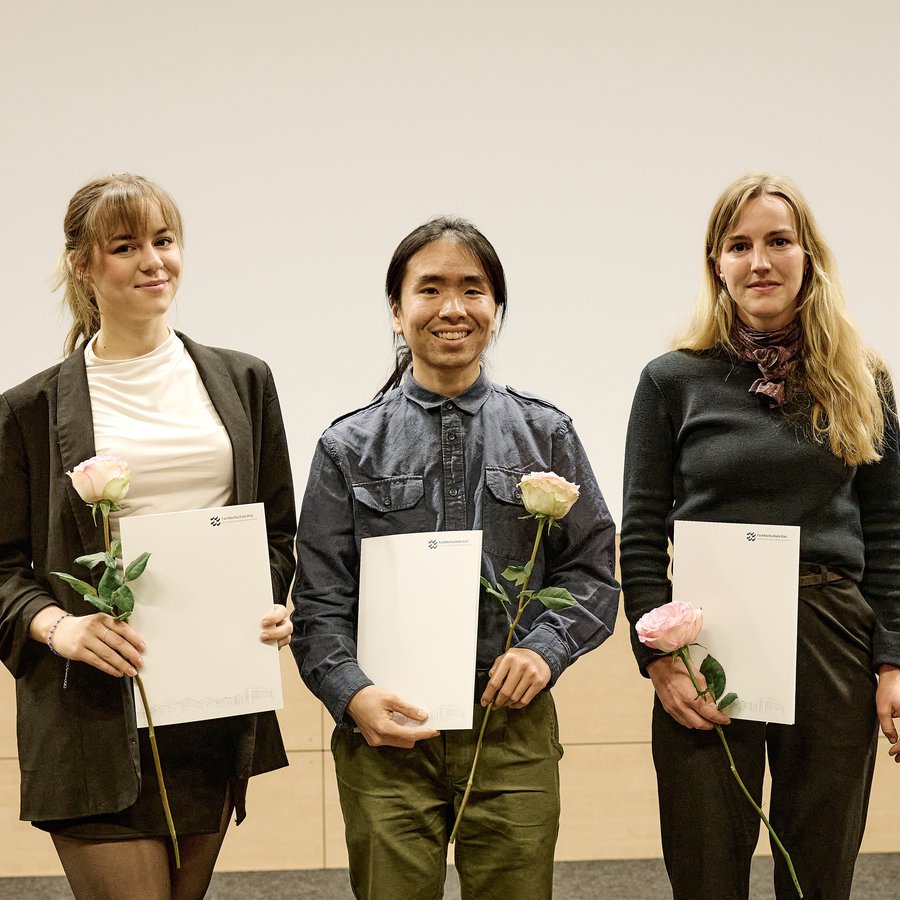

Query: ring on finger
[101,627,110,643]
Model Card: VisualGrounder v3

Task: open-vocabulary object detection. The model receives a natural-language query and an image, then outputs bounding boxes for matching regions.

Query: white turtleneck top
[84,330,234,541]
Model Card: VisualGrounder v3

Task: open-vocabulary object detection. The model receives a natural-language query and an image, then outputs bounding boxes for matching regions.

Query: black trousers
[652,573,878,900]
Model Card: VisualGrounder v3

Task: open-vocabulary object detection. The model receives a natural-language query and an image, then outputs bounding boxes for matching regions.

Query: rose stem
[134,672,181,868]
[99,506,181,869]
[676,647,802,898]
[450,516,547,844]
[102,509,111,559]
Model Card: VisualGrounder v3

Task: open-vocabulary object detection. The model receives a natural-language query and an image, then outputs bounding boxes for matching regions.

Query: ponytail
[375,344,413,398]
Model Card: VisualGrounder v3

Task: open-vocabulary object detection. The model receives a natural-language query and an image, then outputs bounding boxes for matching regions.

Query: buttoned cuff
[321,663,374,726]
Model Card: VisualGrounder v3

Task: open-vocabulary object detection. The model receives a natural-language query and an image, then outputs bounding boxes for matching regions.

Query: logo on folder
[425,537,471,551]
[208,513,256,528]
[745,530,788,542]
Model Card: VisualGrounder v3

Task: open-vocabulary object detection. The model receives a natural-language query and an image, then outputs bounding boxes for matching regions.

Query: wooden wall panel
[0,760,64,877]
[275,651,325,752]
[217,751,324,871]
[554,598,655,746]
[557,743,660,860]
[2,577,899,875]
[860,746,900,853]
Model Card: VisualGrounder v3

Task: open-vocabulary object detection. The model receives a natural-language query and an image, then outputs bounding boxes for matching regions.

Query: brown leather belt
[798,565,846,587]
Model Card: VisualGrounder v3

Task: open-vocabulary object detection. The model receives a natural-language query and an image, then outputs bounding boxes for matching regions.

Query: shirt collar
[400,368,492,414]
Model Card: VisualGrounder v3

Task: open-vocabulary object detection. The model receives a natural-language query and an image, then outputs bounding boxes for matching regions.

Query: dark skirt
[33,716,256,840]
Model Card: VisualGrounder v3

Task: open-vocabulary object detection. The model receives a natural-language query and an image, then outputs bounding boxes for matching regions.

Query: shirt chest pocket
[482,466,539,562]
[352,475,429,539]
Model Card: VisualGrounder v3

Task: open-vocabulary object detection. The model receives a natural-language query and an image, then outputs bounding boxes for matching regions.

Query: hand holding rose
[451,470,581,844]
[53,454,177,864]
[634,600,802,896]
[638,600,727,729]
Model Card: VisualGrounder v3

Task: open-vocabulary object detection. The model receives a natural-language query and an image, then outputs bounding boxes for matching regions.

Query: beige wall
[3,3,900,537]
[2,0,899,881]
[3,594,898,877]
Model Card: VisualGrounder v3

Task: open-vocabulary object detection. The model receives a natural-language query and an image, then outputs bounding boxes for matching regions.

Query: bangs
[82,178,183,249]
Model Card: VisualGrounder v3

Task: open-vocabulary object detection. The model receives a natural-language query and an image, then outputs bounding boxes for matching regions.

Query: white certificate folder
[672,520,800,725]
[119,503,283,728]
[357,530,482,730]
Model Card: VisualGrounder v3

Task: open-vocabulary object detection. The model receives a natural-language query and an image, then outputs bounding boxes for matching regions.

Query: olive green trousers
[332,690,563,900]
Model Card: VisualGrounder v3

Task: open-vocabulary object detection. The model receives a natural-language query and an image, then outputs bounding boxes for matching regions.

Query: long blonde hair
[678,173,889,466]
[55,174,184,355]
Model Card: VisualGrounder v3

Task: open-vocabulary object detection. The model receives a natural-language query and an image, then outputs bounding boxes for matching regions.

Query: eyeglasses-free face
[716,195,807,332]
[391,237,499,396]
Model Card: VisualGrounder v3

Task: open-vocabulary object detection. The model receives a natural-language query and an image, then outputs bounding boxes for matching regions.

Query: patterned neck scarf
[729,317,802,407]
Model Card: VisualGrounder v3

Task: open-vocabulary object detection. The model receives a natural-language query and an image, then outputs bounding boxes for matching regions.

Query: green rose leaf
[717,692,738,711]
[52,572,113,614]
[124,552,151,583]
[74,551,109,570]
[51,572,98,598]
[501,560,533,586]
[112,584,135,618]
[533,586,578,610]
[700,653,727,701]
[109,539,122,559]
[480,577,510,606]
[98,566,121,603]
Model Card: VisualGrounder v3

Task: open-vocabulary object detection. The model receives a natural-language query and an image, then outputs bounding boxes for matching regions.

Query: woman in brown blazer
[0,174,296,899]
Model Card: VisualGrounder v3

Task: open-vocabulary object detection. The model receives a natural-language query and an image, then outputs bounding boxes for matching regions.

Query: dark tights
[51,794,232,900]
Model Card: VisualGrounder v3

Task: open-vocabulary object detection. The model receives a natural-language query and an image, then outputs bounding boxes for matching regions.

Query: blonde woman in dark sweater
[621,173,900,900]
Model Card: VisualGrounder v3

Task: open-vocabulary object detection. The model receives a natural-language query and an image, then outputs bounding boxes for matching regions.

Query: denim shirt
[291,371,620,725]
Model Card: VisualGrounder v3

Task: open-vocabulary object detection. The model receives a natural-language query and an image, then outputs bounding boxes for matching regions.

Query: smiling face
[84,205,181,335]
[391,237,499,396]
[716,195,807,332]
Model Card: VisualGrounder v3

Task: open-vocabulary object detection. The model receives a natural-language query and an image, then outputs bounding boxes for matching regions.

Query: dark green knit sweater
[621,348,900,674]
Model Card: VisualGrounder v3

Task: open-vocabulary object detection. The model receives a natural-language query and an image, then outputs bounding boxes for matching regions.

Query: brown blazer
[0,333,295,822]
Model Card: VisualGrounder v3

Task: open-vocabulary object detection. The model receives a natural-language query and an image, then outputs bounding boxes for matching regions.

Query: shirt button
[514,489,522,499]
[443,401,453,410]
[383,497,392,507]
[449,488,458,497]
[448,433,457,442]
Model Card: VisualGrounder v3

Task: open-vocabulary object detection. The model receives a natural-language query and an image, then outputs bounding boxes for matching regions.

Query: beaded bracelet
[47,612,71,656]
[47,612,73,689]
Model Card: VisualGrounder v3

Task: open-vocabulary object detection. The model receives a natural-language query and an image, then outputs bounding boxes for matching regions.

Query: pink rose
[518,472,580,520]
[635,600,703,653]
[68,455,131,505]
